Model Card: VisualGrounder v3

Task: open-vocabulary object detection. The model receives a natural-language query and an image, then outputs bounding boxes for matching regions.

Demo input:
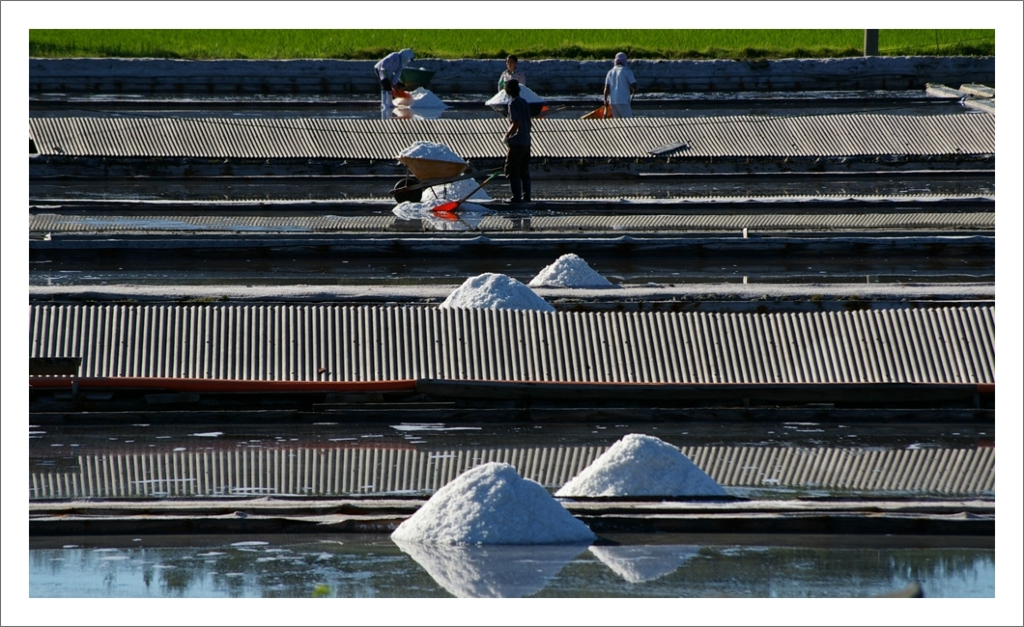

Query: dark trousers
[504,144,532,201]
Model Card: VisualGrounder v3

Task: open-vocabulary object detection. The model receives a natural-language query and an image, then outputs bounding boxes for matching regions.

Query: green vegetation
[29,29,994,60]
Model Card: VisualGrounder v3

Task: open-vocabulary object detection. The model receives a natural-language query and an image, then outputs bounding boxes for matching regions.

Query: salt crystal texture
[440,273,555,312]
[422,178,493,203]
[393,87,450,110]
[555,434,727,497]
[390,462,596,545]
[397,141,466,163]
[391,541,587,597]
[529,254,615,288]
[486,85,545,106]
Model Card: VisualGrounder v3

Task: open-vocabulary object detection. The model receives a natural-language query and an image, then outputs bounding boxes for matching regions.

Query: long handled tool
[581,105,610,120]
[432,171,501,214]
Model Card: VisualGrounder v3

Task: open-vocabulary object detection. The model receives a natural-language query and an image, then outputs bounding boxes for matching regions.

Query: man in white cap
[603,52,637,118]
[374,48,415,112]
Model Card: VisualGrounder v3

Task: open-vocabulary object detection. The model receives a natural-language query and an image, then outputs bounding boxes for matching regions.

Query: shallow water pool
[29,533,993,598]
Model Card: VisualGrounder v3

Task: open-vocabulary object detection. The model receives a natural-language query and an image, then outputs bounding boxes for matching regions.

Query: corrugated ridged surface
[29,212,995,233]
[29,214,394,233]
[29,304,995,384]
[29,114,995,159]
[521,213,996,232]
[28,444,994,499]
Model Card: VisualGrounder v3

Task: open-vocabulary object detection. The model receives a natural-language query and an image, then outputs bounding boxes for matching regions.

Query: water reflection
[30,434,995,500]
[29,535,995,598]
[392,539,588,598]
[588,545,700,583]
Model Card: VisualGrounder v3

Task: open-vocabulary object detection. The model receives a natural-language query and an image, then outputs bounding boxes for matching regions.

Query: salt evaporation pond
[390,462,595,545]
[529,253,615,288]
[555,433,727,497]
[28,534,995,598]
[440,273,555,312]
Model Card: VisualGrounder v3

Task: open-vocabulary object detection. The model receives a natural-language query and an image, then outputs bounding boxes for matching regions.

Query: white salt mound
[486,85,545,106]
[394,87,450,110]
[397,141,466,163]
[422,177,493,202]
[555,434,727,497]
[529,254,615,288]
[440,273,555,312]
[391,462,596,545]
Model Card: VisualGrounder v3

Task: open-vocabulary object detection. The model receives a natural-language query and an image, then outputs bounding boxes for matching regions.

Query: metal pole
[864,29,879,56]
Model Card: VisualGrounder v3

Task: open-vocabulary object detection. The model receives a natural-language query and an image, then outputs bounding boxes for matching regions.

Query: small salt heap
[440,273,555,312]
[486,85,545,107]
[555,434,727,497]
[391,462,596,544]
[529,253,615,288]
[397,141,466,163]
[393,87,450,111]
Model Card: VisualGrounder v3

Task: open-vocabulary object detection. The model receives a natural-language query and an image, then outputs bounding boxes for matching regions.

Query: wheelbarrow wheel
[392,179,423,203]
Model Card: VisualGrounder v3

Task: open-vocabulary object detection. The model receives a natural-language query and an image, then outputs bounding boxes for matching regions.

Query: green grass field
[29,29,994,60]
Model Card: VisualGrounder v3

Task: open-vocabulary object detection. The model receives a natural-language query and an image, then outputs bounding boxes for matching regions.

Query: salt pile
[391,540,587,598]
[440,273,555,312]
[422,178,493,203]
[485,84,545,106]
[555,434,727,497]
[390,462,595,544]
[393,87,450,111]
[397,141,466,163]
[528,253,615,288]
[392,199,490,231]
[589,545,699,583]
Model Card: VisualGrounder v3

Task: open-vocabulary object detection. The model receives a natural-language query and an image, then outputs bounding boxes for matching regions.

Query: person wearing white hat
[374,48,415,112]
[603,52,637,118]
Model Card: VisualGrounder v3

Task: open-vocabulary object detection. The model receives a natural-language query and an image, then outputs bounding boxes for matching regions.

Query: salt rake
[432,171,501,214]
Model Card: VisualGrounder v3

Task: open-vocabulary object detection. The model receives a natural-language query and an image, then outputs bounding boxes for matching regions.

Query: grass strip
[29,29,994,60]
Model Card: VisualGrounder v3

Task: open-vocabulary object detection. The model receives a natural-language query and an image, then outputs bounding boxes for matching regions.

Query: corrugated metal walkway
[29,113,994,160]
[28,443,994,499]
[28,211,996,234]
[29,304,994,384]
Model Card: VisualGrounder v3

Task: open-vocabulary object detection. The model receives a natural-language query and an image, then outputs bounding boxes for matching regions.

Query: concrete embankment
[29,56,994,96]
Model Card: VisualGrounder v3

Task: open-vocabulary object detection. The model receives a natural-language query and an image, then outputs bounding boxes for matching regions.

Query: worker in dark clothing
[501,79,532,203]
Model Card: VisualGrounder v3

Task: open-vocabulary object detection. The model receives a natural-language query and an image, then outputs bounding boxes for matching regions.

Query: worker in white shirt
[374,48,414,111]
[603,52,637,118]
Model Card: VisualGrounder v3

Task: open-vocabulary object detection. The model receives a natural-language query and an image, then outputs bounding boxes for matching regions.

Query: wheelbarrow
[390,156,500,203]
